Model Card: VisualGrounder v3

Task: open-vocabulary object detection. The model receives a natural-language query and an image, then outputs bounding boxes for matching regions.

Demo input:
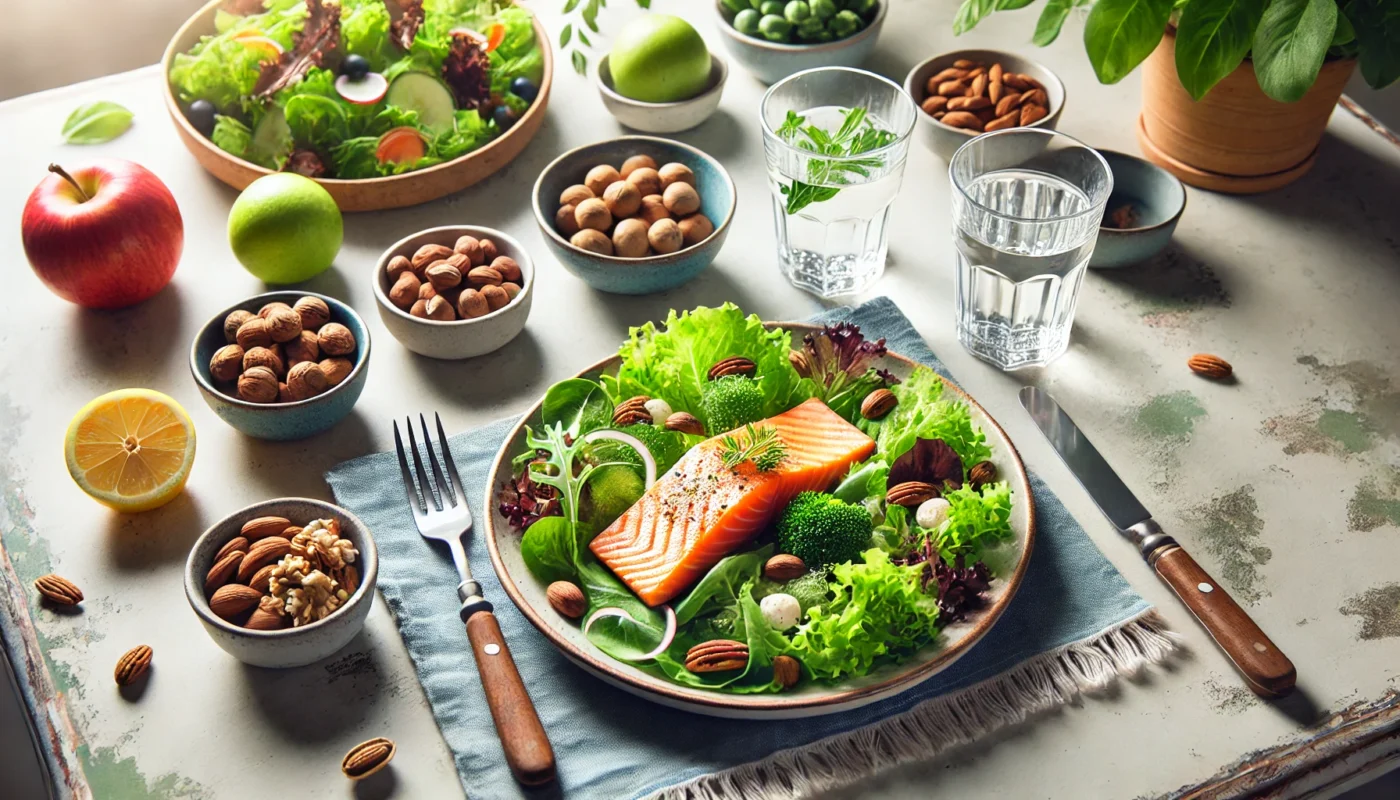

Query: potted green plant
[956,0,1399,191]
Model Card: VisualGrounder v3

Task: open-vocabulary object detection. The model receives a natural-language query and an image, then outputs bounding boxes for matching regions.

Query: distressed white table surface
[2,1,1399,797]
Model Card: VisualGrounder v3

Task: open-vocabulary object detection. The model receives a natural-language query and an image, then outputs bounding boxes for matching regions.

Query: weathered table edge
[3,96,1398,800]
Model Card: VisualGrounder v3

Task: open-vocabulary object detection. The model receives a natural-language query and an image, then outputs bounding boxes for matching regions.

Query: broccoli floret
[701,375,765,434]
[776,491,874,567]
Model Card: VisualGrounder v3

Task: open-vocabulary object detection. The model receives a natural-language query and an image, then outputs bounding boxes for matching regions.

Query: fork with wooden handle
[394,413,556,786]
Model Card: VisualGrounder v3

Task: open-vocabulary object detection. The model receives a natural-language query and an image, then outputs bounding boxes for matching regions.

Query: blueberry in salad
[499,305,1017,693]
[169,0,544,179]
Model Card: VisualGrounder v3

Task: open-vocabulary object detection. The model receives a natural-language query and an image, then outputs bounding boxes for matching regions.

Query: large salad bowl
[485,322,1035,718]
[161,0,553,212]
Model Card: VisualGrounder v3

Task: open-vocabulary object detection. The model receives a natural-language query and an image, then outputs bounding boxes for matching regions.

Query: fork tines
[393,412,467,516]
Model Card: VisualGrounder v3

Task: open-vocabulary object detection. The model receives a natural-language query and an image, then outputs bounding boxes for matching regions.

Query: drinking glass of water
[949,128,1113,370]
[761,67,917,298]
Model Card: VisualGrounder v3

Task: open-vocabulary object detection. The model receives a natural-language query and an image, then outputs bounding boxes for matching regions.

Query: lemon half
[64,389,196,513]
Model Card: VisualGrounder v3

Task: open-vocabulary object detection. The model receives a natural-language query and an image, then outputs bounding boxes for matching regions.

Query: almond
[986,111,1021,132]
[34,574,83,605]
[1003,73,1032,91]
[215,536,249,564]
[1020,103,1048,126]
[237,537,292,583]
[1020,88,1048,107]
[664,412,705,436]
[342,737,396,780]
[968,74,987,98]
[860,388,898,420]
[927,67,966,89]
[241,516,291,541]
[708,356,757,380]
[546,581,586,619]
[245,597,288,630]
[210,584,263,621]
[921,95,948,115]
[937,79,967,97]
[1187,353,1233,379]
[773,654,801,689]
[205,550,245,595]
[763,554,806,582]
[995,92,1022,117]
[947,96,991,112]
[940,111,983,132]
[952,58,977,69]
[248,563,277,593]
[114,644,152,686]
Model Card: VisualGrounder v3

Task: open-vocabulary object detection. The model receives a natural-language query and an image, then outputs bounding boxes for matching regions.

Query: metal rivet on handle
[1198,582,1214,593]
[1253,642,1267,653]
[484,643,500,655]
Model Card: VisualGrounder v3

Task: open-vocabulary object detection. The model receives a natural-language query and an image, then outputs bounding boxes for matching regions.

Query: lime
[228,173,343,284]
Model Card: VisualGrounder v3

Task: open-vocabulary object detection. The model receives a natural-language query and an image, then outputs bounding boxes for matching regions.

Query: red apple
[22,160,183,310]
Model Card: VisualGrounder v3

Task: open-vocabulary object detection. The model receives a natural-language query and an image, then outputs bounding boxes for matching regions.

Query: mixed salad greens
[498,305,1017,693]
[169,0,544,179]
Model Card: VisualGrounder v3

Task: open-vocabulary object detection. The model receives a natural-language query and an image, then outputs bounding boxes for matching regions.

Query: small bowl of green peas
[714,0,887,85]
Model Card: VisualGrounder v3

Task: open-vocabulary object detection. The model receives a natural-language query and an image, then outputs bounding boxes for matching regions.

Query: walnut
[284,330,320,366]
[320,357,353,386]
[318,323,356,356]
[209,345,244,382]
[265,307,303,343]
[243,346,284,377]
[291,519,359,571]
[287,361,329,399]
[293,296,331,331]
[223,310,254,343]
[235,317,272,350]
[269,553,343,626]
[237,366,279,403]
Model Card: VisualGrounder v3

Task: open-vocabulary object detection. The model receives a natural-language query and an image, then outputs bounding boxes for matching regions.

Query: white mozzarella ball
[915,497,952,530]
[759,592,801,631]
[643,398,673,424]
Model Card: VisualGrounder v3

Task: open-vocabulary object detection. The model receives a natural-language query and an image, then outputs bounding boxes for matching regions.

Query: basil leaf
[1083,0,1174,84]
[571,49,587,75]
[953,0,998,34]
[1347,0,1400,90]
[61,101,133,144]
[560,23,572,48]
[1253,0,1337,102]
[1175,0,1267,100]
[1034,0,1076,45]
[997,0,1038,10]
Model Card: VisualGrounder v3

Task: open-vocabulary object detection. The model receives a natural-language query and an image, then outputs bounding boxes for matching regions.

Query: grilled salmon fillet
[589,398,876,606]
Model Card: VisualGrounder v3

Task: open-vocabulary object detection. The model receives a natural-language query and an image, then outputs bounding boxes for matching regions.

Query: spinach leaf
[655,581,787,693]
[1253,0,1337,102]
[520,516,579,584]
[674,548,770,625]
[62,102,134,144]
[541,378,612,437]
[579,560,670,660]
[1082,0,1175,84]
[1348,0,1400,90]
[1175,0,1267,99]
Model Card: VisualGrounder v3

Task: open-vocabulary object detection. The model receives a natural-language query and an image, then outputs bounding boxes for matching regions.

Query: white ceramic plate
[484,323,1036,718]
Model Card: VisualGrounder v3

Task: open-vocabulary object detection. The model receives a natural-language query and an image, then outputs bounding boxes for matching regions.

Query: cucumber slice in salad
[386,72,456,135]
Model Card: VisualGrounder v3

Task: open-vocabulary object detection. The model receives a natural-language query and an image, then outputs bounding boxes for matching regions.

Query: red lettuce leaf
[253,0,341,98]
[386,0,424,50]
[887,437,963,491]
[443,32,490,110]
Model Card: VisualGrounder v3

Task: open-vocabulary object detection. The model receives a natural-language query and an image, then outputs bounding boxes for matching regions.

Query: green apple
[228,173,342,284]
[609,15,711,103]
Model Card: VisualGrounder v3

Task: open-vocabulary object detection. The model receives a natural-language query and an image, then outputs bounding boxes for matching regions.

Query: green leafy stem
[777,106,896,215]
[558,0,652,74]
[720,424,788,471]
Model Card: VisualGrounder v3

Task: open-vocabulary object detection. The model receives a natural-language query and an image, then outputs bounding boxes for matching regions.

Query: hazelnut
[647,218,683,254]
[467,266,503,288]
[501,282,522,300]
[638,195,670,224]
[658,162,695,189]
[320,357,353,386]
[293,296,331,331]
[385,255,414,282]
[265,307,303,343]
[679,213,715,246]
[478,239,499,263]
[480,284,510,311]
[389,271,421,310]
[284,330,320,366]
[559,184,594,207]
[257,301,291,319]
[412,243,453,271]
[620,154,658,177]
[574,198,612,232]
[626,167,662,197]
[555,204,581,237]
[243,346,284,377]
[584,164,621,196]
[235,317,272,350]
[418,282,438,301]
[571,229,614,255]
[425,262,463,291]
[424,295,455,321]
[237,366,279,404]
[457,288,489,318]
[409,299,430,318]
[318,323,356,356]
[603,180,642,218]
[446,252,471,271]
[287,361,329,399]
[612,218,651,258]
[453,235,483,266]
[491,256,522,283]
[223,310,254,343]
[663,182,700,216]
[210,344,244,382]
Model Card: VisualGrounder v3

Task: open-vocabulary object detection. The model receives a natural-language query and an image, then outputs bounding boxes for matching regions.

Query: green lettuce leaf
[936,482,1014,563]
[210,115,253,159]
[674,548,770,625]
[871,368,991,470]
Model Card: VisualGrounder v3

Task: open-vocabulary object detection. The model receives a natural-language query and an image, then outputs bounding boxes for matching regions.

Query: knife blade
[1019,386,1296,698]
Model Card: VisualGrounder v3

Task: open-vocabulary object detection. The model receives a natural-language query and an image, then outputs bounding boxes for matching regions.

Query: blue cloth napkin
[325,297,1167,800]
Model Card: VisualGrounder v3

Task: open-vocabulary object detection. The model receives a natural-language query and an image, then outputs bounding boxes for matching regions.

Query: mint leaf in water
[62,101,134,144]
[779,106,896,215]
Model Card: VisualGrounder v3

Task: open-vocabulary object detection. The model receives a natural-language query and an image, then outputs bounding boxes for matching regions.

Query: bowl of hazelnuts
[190,291,370,441]
[372,225,534,360]
[532,135,736,295]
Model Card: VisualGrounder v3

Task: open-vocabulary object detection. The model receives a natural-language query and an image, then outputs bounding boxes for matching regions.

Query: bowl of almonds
[183,497,377,668]
[372,225,534,360]
[903,50,1065,161]
[190,291,370,441]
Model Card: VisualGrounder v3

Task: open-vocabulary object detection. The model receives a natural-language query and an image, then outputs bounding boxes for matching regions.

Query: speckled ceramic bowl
[714,0,888,85]
[372,226,534,360]
[531,135,735,295]
[596,53,728,133]
[184,498,378,668]
[904,49,1066,161]
[1090,150,1187,269]
[189,291,370,441]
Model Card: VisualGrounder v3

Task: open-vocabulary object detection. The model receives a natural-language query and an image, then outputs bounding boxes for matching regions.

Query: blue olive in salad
[186,99,217,137]
[340,54,371,81]
[510,76,539,103]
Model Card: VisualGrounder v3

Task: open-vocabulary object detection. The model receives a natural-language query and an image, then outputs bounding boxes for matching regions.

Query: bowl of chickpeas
[531,135,736,295]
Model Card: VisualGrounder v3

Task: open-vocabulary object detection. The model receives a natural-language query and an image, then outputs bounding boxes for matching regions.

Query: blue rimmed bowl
[189,291,370,440]
[531,135,736,295]
[1090,150,1187,269]
[713,0,888,85]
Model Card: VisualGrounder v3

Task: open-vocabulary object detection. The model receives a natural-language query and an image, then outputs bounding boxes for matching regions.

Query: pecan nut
[1187,353,1233,379]
[968,460,998,489]
[684,639,750,673]
[612,396,653,426]
[860,388,898,420]
[342,737,396,780]
[33,574,83,606]
[114,644,153,686]
[887,481,940,507]
[707,356,757,381]
[664,412,704,436]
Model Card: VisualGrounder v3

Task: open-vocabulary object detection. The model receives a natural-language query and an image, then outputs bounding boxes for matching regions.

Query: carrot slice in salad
[376,127,427,165]
[234,33,285,62]
[449,24,505,52]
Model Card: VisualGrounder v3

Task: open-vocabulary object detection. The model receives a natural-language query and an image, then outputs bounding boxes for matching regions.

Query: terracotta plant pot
[1138,27,1355,193]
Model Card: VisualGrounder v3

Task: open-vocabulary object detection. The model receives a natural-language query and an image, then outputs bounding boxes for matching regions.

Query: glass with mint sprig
[761,67,917,299]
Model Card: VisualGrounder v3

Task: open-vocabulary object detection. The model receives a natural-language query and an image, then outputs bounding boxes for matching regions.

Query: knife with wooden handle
[1020,386,1296,697]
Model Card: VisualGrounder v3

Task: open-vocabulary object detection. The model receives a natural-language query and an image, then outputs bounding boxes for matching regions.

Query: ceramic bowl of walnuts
[189,291,370,441]
[532,135,735,295]
[372,225,534,360]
